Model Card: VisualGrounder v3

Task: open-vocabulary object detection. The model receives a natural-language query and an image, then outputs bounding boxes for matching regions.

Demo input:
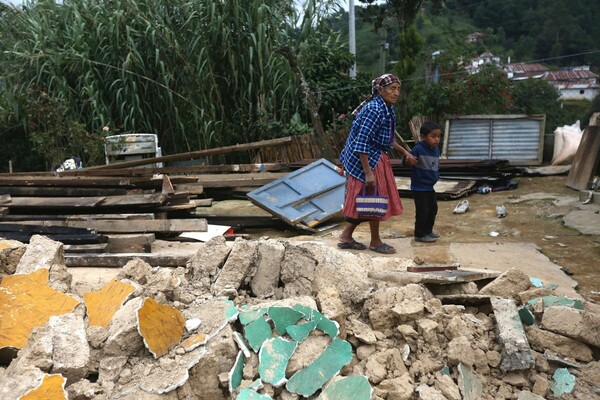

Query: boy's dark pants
[412,190,437,238]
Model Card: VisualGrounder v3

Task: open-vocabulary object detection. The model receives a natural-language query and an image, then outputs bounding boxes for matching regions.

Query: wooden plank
[368,268,500,285]
[0,219,207,233]
[0,213,155,221]
[63,243,109,253]
[64,253,190,267]
[59,163,289,176]
[566,125,600,190]
[0,232,105,244]
[99,193,167,207]
[0,207,7,215]
[0,186,128,196]
[0,194,11,204]
[192,198,213,207]
[86,137,294,170]
[195,173,287,188]
[0,177,132,187]
[5,196,105,208]
[107,233,155,253]
[407,264,459,272]
[0,223,96,235]
[173,184,204,195]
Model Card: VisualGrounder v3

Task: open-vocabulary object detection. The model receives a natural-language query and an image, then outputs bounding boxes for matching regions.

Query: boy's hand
[404,154,417,167]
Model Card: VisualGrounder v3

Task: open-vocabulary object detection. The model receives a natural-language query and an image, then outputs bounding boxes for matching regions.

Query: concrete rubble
[0,235,599,400]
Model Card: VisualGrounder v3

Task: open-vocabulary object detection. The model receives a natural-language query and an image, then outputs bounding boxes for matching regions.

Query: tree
[509,78,566,134]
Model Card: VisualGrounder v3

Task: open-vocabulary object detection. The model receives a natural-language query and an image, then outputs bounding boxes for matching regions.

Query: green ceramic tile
[528,295,584,310]
[245,317,273,352]
[237,388,272,400]
[286,338,352,397]
[313,309,339,338]
[458,363,483,400]
[316,375,372,400]
[229,351,245,392]
[239,308,267,325]
[550,368,575,397]
[258,337,298,387]
[286,319,319,342]
[268,306,304,335]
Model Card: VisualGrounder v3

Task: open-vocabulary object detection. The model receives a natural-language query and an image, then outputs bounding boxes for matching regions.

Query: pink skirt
[342,153,403,221]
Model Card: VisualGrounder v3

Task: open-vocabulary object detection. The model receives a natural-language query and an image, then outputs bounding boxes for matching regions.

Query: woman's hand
[404,154,417,167]
[365,170,375,188]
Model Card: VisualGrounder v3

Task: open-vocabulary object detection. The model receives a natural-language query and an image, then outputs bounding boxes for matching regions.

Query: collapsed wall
[0,235,599,400]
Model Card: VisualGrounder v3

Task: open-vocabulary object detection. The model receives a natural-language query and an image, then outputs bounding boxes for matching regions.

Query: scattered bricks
[15,235,64,275]
[541,305,583,338]
[479,268,531,299]
[251,239,284,298]
[490,297,534,372]
[212,238,258,297]
[525,326,593,362]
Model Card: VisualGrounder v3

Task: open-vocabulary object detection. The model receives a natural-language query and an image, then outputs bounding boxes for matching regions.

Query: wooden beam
[0,186,129,197]
[64,253,191,267]
[0,218,207,233]
[0,177,132,187]
[85,137,293,170]
[0,194,11,204]
[63,243,109,253]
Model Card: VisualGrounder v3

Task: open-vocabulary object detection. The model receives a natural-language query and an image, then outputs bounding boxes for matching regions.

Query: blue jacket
[410,141,440,191]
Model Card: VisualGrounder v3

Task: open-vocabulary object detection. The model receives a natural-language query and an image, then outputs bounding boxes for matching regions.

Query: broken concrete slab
[102,297,144,357]
[251,239,285,298]
[212,239,258,297]
[490,297,534,371]
[541,305,583,338]
[479,268,531,299]
[0,239,26,278]
[258,337,297,387]
[0,269,79,350]
[14,235,64,275]
[187,236,231,290]
[525,326,593,362]
[286,337,352,397]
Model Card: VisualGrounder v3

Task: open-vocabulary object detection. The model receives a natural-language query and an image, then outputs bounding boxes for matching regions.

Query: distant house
[466,32,484,43]
[544,67,599,101]
[506,63,599,101]
[467,51,502,74]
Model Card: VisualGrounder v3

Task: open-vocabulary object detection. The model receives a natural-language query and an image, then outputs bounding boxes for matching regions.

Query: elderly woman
[338,73,416,254]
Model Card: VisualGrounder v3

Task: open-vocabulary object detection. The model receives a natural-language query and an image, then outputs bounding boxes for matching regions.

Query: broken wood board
[1,219,207,233]
[106,233,155,253]
[63,243,109,253]
[435,294,493,305]
[0,186,128,196]
[5,196,105,208]
[407,264,459,272]
[61,163,289,176]
[566,125,600,190]
[0,194,11,204]
[195,172,287,188]
[368,268,500,285]
[0,176,132,187]
[64,253,191,267]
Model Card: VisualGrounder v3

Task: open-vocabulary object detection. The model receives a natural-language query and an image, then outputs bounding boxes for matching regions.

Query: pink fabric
[342,153,403,220]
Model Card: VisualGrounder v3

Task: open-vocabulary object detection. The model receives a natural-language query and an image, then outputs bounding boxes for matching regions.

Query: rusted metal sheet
[442,115,546,165]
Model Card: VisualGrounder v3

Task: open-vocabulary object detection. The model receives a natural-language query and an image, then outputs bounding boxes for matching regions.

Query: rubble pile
[0,235,599,400]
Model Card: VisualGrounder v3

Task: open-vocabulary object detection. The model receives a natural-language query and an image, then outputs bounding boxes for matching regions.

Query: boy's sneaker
[429,231,440,238]
[415,235,437,243]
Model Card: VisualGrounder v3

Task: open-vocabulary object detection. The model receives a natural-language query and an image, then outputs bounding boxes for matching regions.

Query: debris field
[0,233,599,400]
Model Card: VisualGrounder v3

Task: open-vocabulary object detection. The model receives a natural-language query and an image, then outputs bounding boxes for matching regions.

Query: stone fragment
[490,297,534,372]
[102,297,144,357]
[479,268,531,299]
[229,351,245,392]
[286,333,330,375]
[84,279,135,328]
[259,337,297,387]
[316,376,371,400]
[517,391,546,400]
[550,368,575,397]
[212,239,258,297]
[286,338,352,397]
[280,245,317,298]
[447,336,475,367]
[19,374,67,400]
[187,236,231,286]
[525,326,593,362]
[14,235,63,275]
[44,314,90,382]
[185,318,201,332]
[349,317,377,344]
[579,302,600,347]
[391,300,425,322]
[518,306,535,326]
[457,363,482,400]
[0,269,78,350]
[531,374,549,397]
[137,298,185,358]
[65,379,105,400]
[517,287,554,304]
[433,374,460,400]
[377,373,414,400]
[237,389,272,399]
[0,239,25,277]
[502,372,528,387]
[541,305,583,338]
[251,239,285,298]
[316,286,347,321]
[245,318,274,352]
[415,384,446,400]
[183,298,238,339]
[117,258,153,285]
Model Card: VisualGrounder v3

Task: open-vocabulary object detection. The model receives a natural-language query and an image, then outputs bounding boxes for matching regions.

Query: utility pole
[349,0,356,79]
[379,27,388,74]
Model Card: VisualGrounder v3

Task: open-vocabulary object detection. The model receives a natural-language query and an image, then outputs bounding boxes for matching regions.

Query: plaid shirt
[340,95,395,182]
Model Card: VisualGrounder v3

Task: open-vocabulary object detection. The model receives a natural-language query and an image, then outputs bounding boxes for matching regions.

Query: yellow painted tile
[84,279,135,328]
[19,374,67,400]
[137,298,185,358]
[181,333,208,352]
[0,269,79,349]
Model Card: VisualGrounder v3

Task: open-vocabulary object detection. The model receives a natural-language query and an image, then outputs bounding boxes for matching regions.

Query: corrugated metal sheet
[443,115,545,165]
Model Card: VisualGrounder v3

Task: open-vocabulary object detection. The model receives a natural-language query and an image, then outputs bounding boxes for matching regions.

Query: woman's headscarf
[351,73,401,116]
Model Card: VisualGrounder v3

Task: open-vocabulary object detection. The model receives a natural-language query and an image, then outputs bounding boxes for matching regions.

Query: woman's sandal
[369,243,396,254]
[337,240,367,250]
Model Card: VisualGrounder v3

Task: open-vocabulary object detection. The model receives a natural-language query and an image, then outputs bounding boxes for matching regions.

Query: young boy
[410,122,442,242]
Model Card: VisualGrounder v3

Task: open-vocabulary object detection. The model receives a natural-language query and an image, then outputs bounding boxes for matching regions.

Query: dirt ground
[245,174,600,302]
